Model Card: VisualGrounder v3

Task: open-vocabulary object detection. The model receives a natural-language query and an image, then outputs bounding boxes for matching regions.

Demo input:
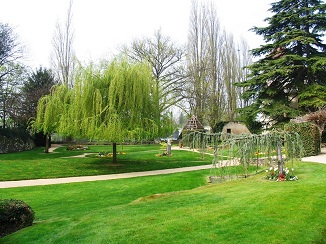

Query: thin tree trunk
[45,134,50,153]
[112,142,117,164]
[2,98,6,129]
[277,142,283,174]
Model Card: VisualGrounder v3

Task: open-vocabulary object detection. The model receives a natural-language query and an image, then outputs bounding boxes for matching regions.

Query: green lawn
[0,145,213,181]
[0,161,325,243]
[0,145,325,243]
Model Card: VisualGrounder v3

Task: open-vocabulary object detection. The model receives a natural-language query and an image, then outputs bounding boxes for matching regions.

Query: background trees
[19,67,57,126]
[0,23,24,128]
[122,29,185,135]
[1,1,254,140]
[240,0,326,127]
[186,0,251,131]
[0,23,57,133]
[6,0,326,149]
[1,65,27,128]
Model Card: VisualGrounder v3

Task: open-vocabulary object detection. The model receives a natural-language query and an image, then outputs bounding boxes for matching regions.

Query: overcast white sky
[0,0,273,68]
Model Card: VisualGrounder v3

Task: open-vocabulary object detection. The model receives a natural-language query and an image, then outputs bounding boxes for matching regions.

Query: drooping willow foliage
[183,131,305,179]
[32,59,165,143]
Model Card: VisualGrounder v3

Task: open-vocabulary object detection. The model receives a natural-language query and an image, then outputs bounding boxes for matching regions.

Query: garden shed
[222,122,251,135]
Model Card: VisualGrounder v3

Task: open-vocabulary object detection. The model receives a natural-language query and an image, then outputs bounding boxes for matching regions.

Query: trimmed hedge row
[285,122,321,156]
[0,199,35,238]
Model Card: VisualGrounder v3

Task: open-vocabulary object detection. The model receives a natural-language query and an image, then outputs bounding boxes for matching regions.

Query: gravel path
[0,165,212,189]
[301,147,326,164]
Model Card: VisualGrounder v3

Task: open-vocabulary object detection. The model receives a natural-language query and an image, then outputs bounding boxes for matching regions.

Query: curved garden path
[0,145,325,189]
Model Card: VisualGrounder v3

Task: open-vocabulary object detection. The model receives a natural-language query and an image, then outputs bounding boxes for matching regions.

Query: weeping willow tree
[183,130,304,180]
[32,85,70,152]
[32,59,162,162]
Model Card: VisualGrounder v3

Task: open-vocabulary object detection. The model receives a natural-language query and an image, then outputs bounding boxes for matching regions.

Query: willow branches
[32,59,160,143]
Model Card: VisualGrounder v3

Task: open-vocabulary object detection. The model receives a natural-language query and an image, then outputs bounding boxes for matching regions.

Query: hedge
[0,128,35,153]
[285,122,321,156]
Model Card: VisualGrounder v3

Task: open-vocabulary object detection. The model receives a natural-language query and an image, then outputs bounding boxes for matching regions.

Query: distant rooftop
[183,115,204,131]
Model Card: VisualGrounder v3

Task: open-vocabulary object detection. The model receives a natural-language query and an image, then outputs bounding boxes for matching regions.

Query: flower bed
[265,166,299,181]
[97,151,126,158]
[66,145,89,151]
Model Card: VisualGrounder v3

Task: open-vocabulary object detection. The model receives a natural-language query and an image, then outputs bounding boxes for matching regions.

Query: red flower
[278,173,286,181]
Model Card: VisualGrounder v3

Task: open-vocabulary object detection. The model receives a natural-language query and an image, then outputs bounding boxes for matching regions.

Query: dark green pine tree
[20,67,57,125]
[240,0,326,127]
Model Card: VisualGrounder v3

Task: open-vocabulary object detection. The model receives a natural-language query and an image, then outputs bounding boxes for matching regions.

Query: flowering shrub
[265,167,299,181]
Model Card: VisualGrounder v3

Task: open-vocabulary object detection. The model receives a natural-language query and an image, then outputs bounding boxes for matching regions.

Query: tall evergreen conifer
[240,0,326,126]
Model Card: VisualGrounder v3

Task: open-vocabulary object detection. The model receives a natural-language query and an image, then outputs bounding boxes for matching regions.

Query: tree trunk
[2,98,6,129]
[112,142,117,164]
[44,134,50,153]
[277,142,283,174]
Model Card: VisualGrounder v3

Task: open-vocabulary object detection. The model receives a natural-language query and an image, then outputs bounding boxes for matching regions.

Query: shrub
[0,136,35,154]
[0,127,32,143]
[0,127,35,153]
[0,199,35,238]
[285,122,321,156]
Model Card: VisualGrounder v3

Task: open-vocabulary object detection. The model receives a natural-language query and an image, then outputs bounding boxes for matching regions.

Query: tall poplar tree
[187,0,250,129]
[240,0,326,127]
[187,0,210,124]
[51,0,76,87]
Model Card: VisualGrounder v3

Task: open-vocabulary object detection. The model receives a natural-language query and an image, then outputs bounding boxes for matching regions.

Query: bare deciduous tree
[51,0,76,87]
[186,0,252,129]
[205,1,225,128]
[122,29,186,134]
[236,38,253,109]
[220,31,239,121]
[186,0,210,123]
[0,23,24,128]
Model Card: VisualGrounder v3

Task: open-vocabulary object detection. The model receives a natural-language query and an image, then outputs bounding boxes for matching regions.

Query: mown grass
[0,161,325,243]
[0,145,213,181]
